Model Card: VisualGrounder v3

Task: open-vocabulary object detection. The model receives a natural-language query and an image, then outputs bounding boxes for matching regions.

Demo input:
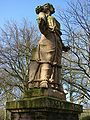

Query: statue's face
[43,4,52,16]
[43,4,50,12]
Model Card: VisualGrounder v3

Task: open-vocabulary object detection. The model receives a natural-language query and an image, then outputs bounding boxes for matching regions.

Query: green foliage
[80,116,90,120]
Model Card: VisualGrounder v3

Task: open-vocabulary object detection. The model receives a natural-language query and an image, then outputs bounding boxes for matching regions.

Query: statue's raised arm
[35,3,70,51]
[36,6,47,34]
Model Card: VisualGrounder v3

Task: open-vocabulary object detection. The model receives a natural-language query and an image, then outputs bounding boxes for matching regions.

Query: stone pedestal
[24,88,66,100]
[6,88,83,120]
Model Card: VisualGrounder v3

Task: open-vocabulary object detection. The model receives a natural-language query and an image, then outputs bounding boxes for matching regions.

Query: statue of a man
[29,3,69,90]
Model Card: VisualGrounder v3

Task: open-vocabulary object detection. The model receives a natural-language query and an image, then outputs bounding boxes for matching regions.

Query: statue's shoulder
[47,16,60,27]
[47,16,57,23]
[47,15,54,20]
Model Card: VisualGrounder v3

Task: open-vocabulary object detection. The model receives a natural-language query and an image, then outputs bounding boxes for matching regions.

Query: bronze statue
[29,3,70,90]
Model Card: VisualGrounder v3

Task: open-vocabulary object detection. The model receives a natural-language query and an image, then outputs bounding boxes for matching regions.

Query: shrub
[80,116,90,120]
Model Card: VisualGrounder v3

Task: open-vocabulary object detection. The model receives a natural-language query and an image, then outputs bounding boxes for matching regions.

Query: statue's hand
[36,59,41,62]
[62,46,70,52]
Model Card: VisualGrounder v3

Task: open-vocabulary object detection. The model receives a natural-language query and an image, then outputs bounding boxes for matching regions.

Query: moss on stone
[6,96,83,114]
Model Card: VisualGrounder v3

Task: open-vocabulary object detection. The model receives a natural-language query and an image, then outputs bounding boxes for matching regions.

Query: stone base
[24,88,66,100]
[10,111,79,120]
[6,96,83,120]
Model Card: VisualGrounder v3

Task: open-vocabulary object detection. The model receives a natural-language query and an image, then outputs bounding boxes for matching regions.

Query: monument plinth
[6,85,83,120]
[6,96,82,120]
[24,88,66,100]
[6,3,82,120]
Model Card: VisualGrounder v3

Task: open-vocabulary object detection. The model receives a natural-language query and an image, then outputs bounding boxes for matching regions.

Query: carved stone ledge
[6,97,83,120]
[23,88,66,100]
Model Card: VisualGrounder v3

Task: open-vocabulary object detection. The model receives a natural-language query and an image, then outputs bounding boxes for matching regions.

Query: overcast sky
[0,0,69,27]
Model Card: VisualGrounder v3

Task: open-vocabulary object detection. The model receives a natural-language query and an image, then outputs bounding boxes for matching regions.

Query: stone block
[24,88,66,100]
[6,96,83,120]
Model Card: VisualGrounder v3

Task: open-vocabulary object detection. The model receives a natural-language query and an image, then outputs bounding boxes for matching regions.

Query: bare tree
[0,19,39,103]
[58,0,90,107]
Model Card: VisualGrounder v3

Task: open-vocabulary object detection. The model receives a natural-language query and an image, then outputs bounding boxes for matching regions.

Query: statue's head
[35,3,55,15]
